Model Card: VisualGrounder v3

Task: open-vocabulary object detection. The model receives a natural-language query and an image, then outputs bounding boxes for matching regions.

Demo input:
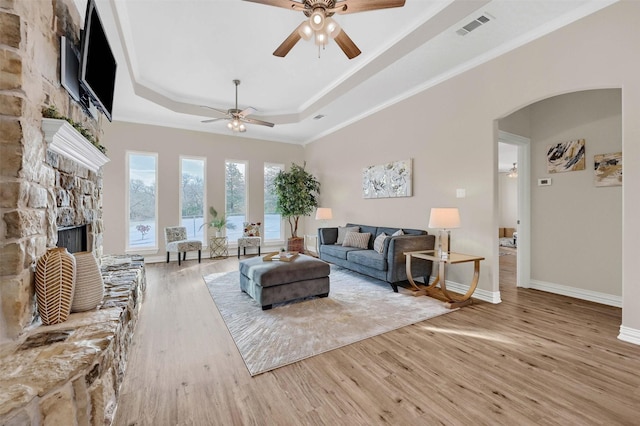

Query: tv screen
[80,0,116,121]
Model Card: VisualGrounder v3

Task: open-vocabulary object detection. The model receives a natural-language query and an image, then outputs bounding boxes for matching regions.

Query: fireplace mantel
[42,118,109,172]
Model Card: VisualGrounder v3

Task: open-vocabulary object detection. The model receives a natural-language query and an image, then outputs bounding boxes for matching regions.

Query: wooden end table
[404,250,485,309]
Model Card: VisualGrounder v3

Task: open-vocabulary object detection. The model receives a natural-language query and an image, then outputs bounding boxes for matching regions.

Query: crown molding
[42,118,110,172]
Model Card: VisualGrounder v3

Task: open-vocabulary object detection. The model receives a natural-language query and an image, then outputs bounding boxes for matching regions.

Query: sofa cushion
[347,249,387,271]
[342,232,371,249]
[346,224,378,248]
[373,232,387,253]
[322,244,363,260]
[336,226,359,245]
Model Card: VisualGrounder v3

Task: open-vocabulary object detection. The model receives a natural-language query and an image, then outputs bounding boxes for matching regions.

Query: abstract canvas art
[362,159,412,199]
[594,152,622,187]
[547,139,586,173]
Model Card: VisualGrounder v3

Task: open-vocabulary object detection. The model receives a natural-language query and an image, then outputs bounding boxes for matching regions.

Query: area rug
[203,265,456,376]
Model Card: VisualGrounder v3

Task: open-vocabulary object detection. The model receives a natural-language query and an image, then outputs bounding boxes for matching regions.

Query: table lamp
[315,207,332,224]
[428,207,461,259]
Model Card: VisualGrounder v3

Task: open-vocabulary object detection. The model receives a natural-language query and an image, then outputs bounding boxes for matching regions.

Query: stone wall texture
[0,255,146,426]
[0,0,104,342]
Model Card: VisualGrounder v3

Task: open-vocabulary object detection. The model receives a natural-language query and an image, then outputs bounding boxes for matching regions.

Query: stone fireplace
[0,0,106,342]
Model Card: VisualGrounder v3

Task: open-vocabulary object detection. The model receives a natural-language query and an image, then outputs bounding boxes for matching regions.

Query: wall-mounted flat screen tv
[80,0,116,121]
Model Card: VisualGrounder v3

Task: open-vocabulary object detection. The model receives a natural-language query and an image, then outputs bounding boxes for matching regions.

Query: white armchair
[164,226,202,266]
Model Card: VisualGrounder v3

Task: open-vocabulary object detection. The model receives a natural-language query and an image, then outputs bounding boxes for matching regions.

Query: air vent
[456,14,492,36]
[313,114,325,120]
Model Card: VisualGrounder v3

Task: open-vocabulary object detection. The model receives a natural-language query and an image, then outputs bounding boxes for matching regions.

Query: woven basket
[71,251,104,312]
[35,247,76,325]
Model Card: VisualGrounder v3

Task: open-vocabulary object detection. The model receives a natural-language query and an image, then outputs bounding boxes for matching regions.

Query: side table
[209,236,228,259]
[404,250,485,309]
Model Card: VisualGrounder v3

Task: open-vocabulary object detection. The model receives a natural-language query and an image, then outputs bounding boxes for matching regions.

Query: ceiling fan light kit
[244,0,405,59]
[201,79,275,133]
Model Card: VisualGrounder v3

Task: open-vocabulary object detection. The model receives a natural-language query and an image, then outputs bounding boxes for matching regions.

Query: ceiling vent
[313,114,325,120]
[456,14,492,36]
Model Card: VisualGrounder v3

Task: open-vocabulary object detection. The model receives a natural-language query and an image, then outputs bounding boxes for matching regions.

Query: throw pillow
[342,232,371,249]
[243,222,261,237]
[373,232,388,253]
[392,229,405,236]
[336,226,359,245]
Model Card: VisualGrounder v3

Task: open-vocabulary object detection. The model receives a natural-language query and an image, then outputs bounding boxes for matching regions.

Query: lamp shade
[428,208,461,229]
[315,207,333,220]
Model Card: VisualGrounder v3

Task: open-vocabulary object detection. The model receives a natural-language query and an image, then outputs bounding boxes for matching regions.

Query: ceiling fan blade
[239,107,257,117]
[273,23,303,57]
[334,29,361,59]
[333,0,405,14]
[242,117,275,128]
[242,0,305,12]
[201,118,226,124]
[200,105,230,116]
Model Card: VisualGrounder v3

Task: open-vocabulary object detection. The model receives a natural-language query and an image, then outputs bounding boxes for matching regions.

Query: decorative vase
[35,247,76,325]
[71,251,104,312]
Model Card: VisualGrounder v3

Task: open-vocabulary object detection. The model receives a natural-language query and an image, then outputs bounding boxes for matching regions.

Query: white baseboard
[128,244,287,265]
[528,279,622,307]
[618,325,640,346]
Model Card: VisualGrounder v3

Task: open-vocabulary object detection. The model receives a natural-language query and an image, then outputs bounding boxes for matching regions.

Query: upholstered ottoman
[239,254,330,310]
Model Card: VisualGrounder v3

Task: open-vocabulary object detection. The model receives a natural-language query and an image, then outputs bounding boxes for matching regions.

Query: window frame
[125,150,159,253]
[225,159,248,243]
[179,155,207,245]
[264,162,285,244]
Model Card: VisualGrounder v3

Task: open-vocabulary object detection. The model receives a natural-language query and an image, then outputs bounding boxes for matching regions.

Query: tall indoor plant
[273,162,320,252]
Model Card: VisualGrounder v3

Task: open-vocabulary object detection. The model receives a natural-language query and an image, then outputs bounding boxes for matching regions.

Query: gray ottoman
[239,254,330,310]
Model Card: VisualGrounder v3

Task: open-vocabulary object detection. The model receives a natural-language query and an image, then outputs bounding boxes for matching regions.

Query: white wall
[304,1,640,340]
[101,122,304,259]
[529,89,622,295]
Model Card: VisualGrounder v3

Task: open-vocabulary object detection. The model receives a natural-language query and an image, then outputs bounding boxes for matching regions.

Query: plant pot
[215,230,222,237]
[34,247,76,325]
[287,237,304,253]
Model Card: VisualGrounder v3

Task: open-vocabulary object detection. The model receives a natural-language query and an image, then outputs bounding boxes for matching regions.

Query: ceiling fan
[244,0,406,59]
[201,80,274,133]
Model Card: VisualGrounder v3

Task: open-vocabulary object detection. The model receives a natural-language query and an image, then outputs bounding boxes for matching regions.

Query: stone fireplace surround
[0,1,146,423]
[1,0,108,343]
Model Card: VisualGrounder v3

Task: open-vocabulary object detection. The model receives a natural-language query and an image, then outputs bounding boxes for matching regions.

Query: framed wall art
[594,151,622,187]
[547,139,586,173]
[362,159,412,199]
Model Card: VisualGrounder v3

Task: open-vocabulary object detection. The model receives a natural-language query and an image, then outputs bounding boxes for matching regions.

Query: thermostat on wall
[538,178,552,186]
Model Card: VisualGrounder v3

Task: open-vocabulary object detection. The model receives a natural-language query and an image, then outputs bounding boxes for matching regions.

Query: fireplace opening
[57,225,88,253]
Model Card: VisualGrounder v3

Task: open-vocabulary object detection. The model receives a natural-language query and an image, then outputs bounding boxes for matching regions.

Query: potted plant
[273,162,320,252]
[201,206,236,237]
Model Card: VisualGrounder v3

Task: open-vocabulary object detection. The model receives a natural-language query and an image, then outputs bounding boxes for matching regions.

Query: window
[225,160,246,241]
[264,163,284,241]
[180,156,206,243]
[127,152,157,250]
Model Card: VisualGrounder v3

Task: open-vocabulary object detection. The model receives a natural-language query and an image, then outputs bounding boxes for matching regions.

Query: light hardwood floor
[113,253,640,425]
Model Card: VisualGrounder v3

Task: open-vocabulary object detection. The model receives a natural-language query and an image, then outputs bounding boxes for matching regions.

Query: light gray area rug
[203,265,456,376]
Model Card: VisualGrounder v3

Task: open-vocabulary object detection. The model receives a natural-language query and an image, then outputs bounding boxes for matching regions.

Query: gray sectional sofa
[318,223,436,292]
